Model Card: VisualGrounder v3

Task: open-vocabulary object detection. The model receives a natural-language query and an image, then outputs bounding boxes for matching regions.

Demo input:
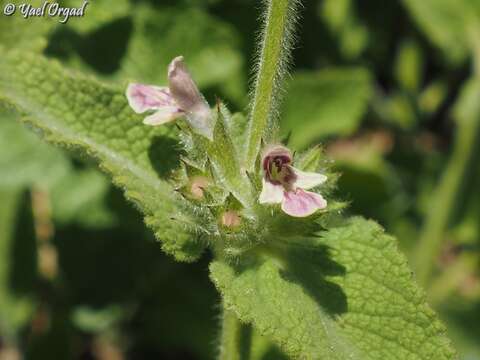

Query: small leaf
[225,112,248,163]
[210,217,456,359]
[281,68,372,149]
[206,107,252,206]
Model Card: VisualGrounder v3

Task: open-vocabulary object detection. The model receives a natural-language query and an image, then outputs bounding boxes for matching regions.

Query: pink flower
[126,56,213,139]
[259,145,327,217]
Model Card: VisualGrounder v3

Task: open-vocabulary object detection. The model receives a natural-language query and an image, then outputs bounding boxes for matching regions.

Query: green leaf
[225,112,248,163]
[206,107,252,206]
[281,68,372,149]
[120,6,244,90]
[402,0,478,63]
[210,217,456,359]
[0,49,206,262]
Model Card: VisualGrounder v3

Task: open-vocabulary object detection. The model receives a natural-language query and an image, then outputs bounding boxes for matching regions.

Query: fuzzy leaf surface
[0,49,205,262]
[210,217,456,360]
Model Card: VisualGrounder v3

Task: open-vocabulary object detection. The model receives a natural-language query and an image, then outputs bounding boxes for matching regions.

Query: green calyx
[167,104,337,260]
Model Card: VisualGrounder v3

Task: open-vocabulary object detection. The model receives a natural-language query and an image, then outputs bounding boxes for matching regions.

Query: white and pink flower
[126,56,213,139]
[259,145,327,217]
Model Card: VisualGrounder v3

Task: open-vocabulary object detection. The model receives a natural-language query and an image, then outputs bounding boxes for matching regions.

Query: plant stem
[218,307,251,360]
[245,0,300,171]
[413,27,480,286]
[413,81,480,286]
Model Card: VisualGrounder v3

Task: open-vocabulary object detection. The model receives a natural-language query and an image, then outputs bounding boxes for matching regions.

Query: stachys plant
[0,0,456,358]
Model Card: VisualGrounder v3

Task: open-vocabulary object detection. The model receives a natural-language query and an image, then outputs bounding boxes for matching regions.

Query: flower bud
[221,210,241,228]
[189,176,209,200]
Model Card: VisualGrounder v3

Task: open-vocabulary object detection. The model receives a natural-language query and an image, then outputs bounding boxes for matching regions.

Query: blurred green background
[1,0,480,359]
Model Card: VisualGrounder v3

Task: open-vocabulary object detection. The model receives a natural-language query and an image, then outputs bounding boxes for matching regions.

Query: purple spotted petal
[126,83,175,113]
[281,189,327,217]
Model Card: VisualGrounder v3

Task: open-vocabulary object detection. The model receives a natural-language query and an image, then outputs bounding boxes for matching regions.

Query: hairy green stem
[245,0,300,171]
[218,307,251,360]
[413,85,480,286]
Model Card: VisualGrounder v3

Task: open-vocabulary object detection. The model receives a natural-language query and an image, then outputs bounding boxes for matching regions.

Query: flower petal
[168,56,203,110]
[290,166,327,190]
[168,56,213,139]
[281,189,327,217]
[126,83,174,113]
[143,106,183,126]
[259,178,284,204]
